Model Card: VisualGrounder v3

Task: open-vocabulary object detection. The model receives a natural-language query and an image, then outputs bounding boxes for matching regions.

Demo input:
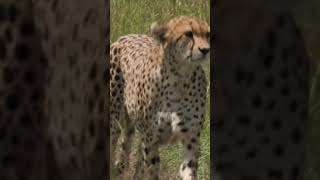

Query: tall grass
[110,0,210,179]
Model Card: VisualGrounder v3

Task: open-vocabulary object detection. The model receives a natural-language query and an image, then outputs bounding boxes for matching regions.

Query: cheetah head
[150,16,210,64]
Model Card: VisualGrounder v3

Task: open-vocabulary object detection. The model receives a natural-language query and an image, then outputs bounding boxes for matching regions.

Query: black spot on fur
[11,135,19,145]
[273,144,285,157]
[89,121,95,137]
[271,118,282,130]
[234,66,245,84]
[252,95,262,108]
[182,164,186,171]
[144,148,149,155]
[281,47,289,60]
[20,18,35,36]
[276,15,286,28]
[187,144,192,150]
[151,156,159,165]
[246,148,257,159]
[2,155,16,168]
[89,63,97,80]
[181,128,188,133]
[236,137,247,146]
[0,38,6,59]
[8,5,18,23]
[24,70,36,85]
[177,122,185,126]
[263,54,274,69]
[216,161,235,172]
[187,160,196,168]
[0,5,6,22]
[15,43,31,61]
[237,114,251,125]
[30,89,42,103]
[114,75,120,81]
[291,165,300,179]
[266,99,276,110]
[215,119,225,129]
[3,67,15,84]
[266,30,277,49]
[291,128,302,144]
[281,86,290,96]
[88,99,94,112]
[264,75,275,88]
[241,175,259,180]
[261,136,270,144]
[280,67,289,79]
[20,112,32,127]
[51,0,59,11]
[94,83,101,97]
[0,127,6,140]
[70,156,78,168]
[267,168,283,179]
[83,9,93,24]
[6,93,20,111]
[217,144,229,155]
[255,123,265,131]
[289,100,298,112]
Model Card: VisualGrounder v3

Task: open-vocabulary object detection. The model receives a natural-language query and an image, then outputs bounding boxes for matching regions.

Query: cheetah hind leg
[110,117,121,176]
[114,114,135,179]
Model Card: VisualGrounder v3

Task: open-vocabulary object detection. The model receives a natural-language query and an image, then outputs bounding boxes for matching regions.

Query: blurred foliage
[291,2,320,180]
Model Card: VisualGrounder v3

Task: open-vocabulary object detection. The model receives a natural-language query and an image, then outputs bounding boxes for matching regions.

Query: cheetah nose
[199,47,210,55]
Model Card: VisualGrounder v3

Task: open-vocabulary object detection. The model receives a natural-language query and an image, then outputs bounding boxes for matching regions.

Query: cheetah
[110,16,210,180]
[0,0,108,180]
[212,1,309,180]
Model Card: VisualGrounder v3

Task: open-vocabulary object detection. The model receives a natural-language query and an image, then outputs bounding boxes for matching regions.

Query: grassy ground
[110,0,210,179]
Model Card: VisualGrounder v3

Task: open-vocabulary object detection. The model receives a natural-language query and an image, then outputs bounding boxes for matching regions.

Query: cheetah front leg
[140,133,161,180]
[178,134,200,180]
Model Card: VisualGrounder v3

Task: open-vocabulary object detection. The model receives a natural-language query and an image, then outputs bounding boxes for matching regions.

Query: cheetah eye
[184,31,193,38]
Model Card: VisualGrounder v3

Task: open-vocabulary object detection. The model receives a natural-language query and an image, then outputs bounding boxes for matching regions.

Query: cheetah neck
[162,48,196,80]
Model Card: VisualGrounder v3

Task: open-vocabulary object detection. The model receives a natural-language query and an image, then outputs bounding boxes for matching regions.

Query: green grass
[110,0,209,42]
[110,0,210,179]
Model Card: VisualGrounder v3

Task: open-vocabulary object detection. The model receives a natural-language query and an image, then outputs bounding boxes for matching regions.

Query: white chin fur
[191,53,209,62]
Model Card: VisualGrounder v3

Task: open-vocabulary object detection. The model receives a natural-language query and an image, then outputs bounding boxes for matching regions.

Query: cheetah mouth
[190,55,208,62]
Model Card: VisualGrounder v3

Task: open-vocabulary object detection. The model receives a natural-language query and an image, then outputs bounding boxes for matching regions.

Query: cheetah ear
[150,22,168,43]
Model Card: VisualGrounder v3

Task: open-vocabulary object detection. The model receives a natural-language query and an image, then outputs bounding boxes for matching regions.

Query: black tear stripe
[190,36,195,59]
[176,35,183,43]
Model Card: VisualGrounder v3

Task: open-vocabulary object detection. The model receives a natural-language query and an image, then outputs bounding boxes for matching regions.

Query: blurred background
[292,2,320,180]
